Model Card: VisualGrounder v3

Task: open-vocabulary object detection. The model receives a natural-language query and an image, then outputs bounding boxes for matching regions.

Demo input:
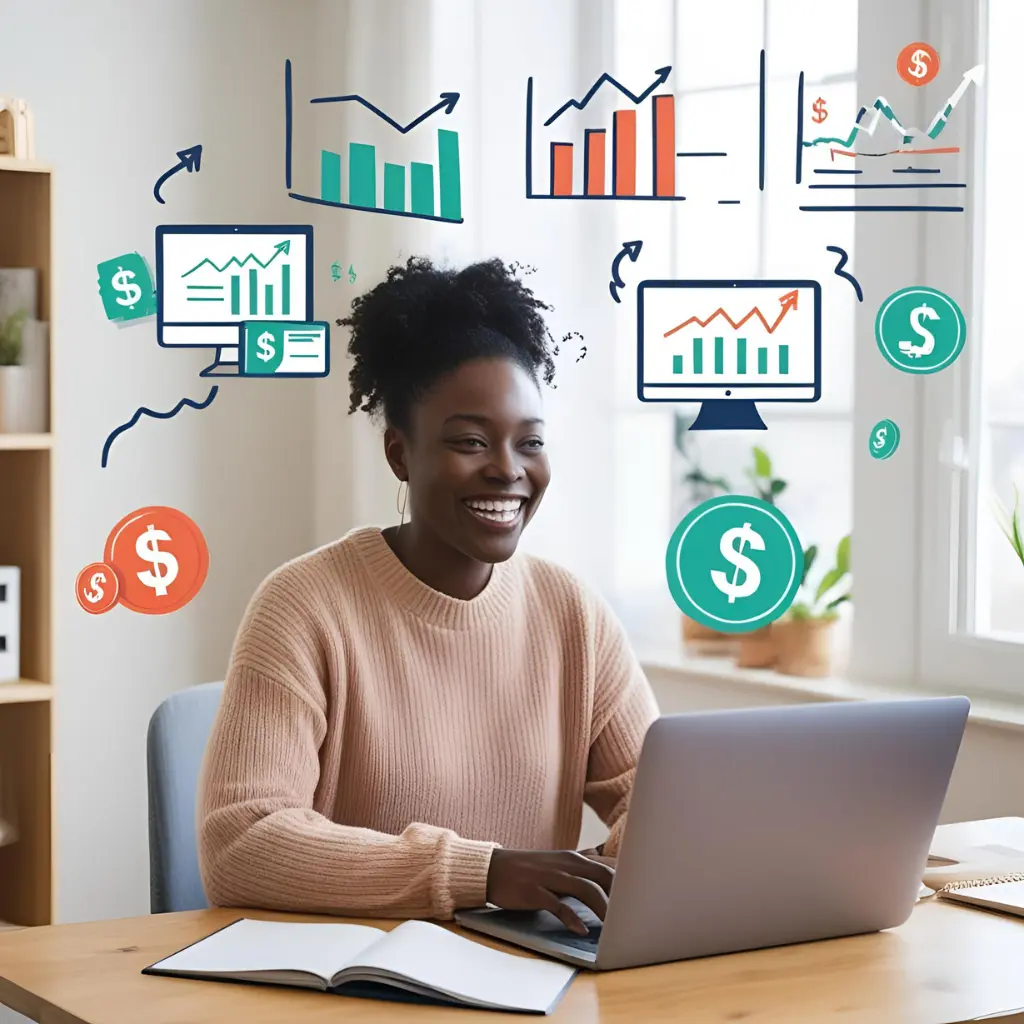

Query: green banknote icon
[97,252,156,322]
[665,495,804,633]
[240,321,330,377]
[874,286,966,375]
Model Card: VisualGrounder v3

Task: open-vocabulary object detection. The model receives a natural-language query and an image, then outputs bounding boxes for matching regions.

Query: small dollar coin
[897,41,939,86]
[665,495,804,634]
[103,506,208,615]
[869,418,901,460]
[75,561,121,615]
[875,286,966,375]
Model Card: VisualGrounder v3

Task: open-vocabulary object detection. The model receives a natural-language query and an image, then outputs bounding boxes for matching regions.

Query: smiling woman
[196,257,659,938]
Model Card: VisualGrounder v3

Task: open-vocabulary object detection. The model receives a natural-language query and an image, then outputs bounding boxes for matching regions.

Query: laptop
[455,697,969,971]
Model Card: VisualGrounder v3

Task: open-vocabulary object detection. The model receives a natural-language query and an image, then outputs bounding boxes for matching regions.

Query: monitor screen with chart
[637,279,821,429]
[156,225,313,351]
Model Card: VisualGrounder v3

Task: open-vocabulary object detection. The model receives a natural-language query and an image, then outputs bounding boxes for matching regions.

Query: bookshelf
[0,158,53,928]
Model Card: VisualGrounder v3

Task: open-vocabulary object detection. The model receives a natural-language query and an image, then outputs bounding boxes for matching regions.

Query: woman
[197,257,659,937]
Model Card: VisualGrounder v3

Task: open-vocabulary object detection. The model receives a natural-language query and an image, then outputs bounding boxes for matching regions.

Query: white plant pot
[0,365,31,433]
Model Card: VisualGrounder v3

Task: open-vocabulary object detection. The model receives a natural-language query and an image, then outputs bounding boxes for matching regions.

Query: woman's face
[390,357,550,564]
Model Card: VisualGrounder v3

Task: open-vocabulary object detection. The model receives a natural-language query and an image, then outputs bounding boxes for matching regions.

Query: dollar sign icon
[811,97,828,124]
[348,264,357,284]
[898,303,939,358]
[711,523,764,604]
[111,266,142,308]
[136,524,180,598]
[873,427,887,449]
[256,331,277,362]
[869,418,900,460]
[84,572,106,603]
[909,48,930,77]
[665,496,803,633]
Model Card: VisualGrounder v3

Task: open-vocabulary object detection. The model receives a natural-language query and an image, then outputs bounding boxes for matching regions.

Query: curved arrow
[609,240,643,304]
[309,91,459,133]
[545,67,671,127]
[153,145,203,204]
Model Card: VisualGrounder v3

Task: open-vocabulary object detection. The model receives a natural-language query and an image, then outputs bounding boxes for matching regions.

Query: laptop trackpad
[483,898,604,952]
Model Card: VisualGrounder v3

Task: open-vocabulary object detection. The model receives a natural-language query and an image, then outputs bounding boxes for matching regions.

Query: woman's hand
[485,848,615,935]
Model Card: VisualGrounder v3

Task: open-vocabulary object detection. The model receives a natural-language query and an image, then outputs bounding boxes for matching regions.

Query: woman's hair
[339,256,557,431]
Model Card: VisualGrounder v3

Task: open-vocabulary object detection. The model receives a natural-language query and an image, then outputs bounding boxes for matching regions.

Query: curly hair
[338,256,557,431]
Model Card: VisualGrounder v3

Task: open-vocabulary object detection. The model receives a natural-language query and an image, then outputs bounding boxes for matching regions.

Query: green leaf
[708,475,732,493]
[835,534,851,574]
[815,567,845,604]
[770,479,787,496]
[801,545,818,587]
[789,602,812,620]
[826,592,851,610]
[752,446,772,478]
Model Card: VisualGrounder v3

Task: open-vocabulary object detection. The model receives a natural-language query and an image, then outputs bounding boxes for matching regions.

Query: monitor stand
[199,346,240,377]
[689,399,767,431]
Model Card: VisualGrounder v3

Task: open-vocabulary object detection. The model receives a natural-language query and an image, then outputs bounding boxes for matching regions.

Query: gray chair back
[147,681,223,913]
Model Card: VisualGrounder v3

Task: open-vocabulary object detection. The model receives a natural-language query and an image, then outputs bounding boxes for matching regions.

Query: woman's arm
[196,577,498,921]
[582,595,660,856]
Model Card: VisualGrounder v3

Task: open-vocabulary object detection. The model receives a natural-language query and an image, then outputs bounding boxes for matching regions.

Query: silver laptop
[455,697,969,971]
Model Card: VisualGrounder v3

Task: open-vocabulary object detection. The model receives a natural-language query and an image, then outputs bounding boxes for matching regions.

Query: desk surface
[2,900,1024,1024]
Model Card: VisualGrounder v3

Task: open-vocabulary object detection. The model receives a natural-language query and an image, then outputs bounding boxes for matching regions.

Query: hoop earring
[396,480,408,529]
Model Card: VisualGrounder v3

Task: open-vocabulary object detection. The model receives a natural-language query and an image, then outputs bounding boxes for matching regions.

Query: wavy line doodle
[826,245,863,302]
[102,386,220,468]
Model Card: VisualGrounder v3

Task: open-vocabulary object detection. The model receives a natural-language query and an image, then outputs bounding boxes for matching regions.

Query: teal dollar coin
[869,418,900,460]
[665,495,804,634]
[874,286,966,375]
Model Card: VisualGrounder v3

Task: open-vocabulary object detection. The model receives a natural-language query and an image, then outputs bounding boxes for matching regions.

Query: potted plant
[672,413,736,654]
[994,485,1024,572]
[0,306,27,433]
[773,535,851,678]
[735,447,789,668]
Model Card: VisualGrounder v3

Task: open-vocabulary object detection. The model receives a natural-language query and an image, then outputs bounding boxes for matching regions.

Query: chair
[147,681,223,913]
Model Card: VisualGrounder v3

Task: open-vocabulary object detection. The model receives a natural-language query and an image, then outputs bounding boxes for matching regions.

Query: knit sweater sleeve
[582,593,660,856]
[196,569,499,920]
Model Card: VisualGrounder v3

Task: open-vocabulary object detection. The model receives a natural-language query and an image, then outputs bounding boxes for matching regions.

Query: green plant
[746,446,787,505]
[790,534,851,621]
[0,309,26,366]
[994,485,1024,570]
[673,411,732,504]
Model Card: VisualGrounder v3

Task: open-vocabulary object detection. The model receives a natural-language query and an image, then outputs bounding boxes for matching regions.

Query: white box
[0,566,21,682]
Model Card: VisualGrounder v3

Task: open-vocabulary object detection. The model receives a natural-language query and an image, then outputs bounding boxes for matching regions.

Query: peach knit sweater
[197,526,659,921]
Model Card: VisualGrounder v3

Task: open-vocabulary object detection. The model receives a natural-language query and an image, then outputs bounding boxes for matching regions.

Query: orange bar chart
[584,129,606,195]
[653,94,675,196]
[550,142,573,196]
[613,109,636,196]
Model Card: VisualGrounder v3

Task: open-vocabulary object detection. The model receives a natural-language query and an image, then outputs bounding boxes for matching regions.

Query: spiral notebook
[925,866,1024,919]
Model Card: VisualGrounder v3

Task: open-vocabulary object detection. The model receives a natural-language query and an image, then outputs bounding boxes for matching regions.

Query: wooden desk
[2,900,1024,1023]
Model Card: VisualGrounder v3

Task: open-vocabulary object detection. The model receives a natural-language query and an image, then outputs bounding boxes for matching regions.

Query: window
[916,0,1024,695]
[609,0,857,659]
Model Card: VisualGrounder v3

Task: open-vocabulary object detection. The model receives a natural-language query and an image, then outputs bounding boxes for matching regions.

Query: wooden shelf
[0,433,52,450]
[0,680,52,704]
[0,156,52,174]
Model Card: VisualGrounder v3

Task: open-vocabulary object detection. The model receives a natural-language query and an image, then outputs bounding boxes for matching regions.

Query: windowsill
[637,640,1024,734]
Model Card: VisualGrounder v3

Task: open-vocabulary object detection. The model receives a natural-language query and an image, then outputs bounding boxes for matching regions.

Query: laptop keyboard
[542,899,603,951]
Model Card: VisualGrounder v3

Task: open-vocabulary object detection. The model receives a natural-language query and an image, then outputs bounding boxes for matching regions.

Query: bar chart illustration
[285,59,463,223]
[637,280,821,430]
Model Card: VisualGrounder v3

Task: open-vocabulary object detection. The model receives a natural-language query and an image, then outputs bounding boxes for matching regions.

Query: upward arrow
[308,90,460,133]
[544,67,672,126]
[153,145,203,204]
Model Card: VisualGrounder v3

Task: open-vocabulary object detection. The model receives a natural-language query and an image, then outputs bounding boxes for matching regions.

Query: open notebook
[923,867,1024,919]
[143,917,576,1015]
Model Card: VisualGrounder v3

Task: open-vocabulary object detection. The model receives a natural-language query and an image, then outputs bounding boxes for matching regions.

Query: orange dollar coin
[75,561,121,615]
[897,42,939,86]
[104,506,209,615]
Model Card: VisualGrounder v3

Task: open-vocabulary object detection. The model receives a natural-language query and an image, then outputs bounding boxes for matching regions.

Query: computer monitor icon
[156,225,314,376]
[636,279,822,430]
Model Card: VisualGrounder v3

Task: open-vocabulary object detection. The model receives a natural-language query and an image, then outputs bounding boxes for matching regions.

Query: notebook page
[944,881,1024,912]
[149,919,386,983]
[342,919,575,1012]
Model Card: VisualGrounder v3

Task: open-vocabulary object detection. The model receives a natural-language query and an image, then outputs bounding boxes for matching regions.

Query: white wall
[0,0,318,928]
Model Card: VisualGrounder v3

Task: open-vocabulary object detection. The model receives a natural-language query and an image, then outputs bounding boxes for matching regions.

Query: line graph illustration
[544,67,670,126]
[795,62,979,213]
[102,386,219,468]
[181,239,291,279]
[802,66,983,149]
[663,289,799,338]
[285,59,463,224]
